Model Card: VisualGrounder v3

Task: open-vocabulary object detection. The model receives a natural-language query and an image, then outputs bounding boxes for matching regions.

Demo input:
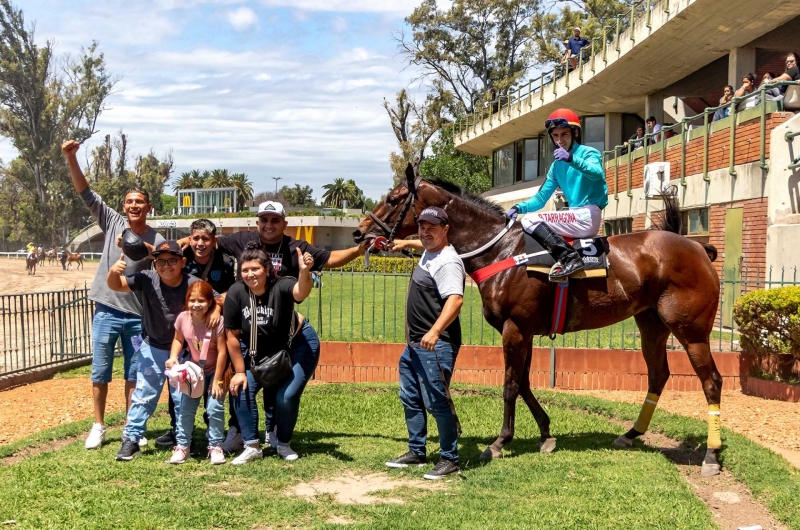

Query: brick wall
[605,112,793,194]
[708,198,768,287]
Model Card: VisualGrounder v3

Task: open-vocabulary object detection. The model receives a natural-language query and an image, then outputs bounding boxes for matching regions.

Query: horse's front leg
[480,319,531,460]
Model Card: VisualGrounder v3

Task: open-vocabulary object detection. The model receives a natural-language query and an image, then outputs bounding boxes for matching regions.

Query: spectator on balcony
[712,85,734,122]
[484,88,498,113]
[565,28,590,71]
[757,72,783,103]
[774,52,799,85]
[623,124,646,153]
[734,73,758,112]
[645,116,661,144]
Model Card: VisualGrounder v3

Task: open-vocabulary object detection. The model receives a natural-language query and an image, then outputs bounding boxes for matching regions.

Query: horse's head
[353,164,426,246]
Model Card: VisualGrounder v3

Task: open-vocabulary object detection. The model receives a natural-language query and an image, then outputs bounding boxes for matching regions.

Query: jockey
[506,108,608,279]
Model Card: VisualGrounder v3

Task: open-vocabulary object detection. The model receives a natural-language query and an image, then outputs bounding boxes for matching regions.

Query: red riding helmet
[545,108,581,133]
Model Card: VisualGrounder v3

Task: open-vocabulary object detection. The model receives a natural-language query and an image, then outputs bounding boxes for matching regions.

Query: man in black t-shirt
[775,52,800,89]
[156,219,237,450]
[384,207,465,480]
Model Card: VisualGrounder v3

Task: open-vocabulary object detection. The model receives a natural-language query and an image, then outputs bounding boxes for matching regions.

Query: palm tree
[321,178,358,208]
[230,173,254,211]
[173,171,196,192]
[204,169,231,188]
[189,169,204,188]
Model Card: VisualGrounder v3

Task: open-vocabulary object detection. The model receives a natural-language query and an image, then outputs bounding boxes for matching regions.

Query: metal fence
[2,267,798,377]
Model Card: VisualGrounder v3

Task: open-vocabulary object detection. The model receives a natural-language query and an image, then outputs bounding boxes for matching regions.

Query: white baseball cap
[257,201,286,218]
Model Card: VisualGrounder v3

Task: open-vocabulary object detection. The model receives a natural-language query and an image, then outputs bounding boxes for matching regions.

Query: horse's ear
[405,164,416,194]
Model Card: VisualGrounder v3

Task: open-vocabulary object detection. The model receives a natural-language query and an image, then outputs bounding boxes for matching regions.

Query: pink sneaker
[168,445,189,464]
[208,445,225,465]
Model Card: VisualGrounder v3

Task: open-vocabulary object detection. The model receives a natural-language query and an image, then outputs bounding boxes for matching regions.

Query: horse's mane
[425,178,506,218]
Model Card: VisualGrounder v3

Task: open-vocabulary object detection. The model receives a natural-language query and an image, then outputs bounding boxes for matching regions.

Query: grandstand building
[455,0,800,320]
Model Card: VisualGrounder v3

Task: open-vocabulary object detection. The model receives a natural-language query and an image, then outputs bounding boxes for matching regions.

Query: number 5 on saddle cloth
[521,234,610,281]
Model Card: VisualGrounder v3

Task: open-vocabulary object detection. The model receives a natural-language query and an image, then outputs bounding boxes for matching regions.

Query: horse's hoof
[700,463,721,477]
[479,447,502,460]
[539,437,557,453]
[613,434,634,448]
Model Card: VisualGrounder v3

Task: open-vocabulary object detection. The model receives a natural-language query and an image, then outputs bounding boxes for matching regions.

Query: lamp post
[272,176,282,194]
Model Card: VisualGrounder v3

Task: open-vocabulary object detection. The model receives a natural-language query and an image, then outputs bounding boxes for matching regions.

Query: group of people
[62,137,471,479]
[713,52,799,122]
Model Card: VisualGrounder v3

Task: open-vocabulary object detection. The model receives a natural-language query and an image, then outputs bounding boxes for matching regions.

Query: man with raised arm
[62,140,165,451]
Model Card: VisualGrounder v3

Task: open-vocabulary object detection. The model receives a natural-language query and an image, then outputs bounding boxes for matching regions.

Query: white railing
[0,252,104,260]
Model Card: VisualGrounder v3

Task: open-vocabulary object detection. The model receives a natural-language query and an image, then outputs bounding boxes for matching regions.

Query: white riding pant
[520,205,602,239]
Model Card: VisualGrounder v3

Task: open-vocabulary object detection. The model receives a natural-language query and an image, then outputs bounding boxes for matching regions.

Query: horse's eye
[386,196,396,205]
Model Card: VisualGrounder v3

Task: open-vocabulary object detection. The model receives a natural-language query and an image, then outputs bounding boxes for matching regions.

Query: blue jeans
[234,320,321,445]
[123,342,181,443]
[398,341,460,463]
[175,375,224,448]
[91,304,142,383]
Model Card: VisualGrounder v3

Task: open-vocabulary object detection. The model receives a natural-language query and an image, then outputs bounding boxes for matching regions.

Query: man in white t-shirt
[384,206,465,480]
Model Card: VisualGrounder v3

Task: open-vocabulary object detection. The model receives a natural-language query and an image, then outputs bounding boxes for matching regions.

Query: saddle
[523,233,609,279]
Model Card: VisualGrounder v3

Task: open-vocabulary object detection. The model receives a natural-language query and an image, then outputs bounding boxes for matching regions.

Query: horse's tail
[652,185,717,262]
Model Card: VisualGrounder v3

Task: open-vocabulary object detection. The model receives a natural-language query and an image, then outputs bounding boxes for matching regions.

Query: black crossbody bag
[248,290,294,388]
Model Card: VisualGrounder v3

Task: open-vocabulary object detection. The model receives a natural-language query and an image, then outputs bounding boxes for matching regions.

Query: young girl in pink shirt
[165,281,228,464]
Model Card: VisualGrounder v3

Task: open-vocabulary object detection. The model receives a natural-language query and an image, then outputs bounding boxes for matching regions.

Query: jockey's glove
[554,147,573,163]
[506,206,519,221]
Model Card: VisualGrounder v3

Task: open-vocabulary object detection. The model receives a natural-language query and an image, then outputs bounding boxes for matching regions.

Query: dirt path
[0,257,99,295]
[561,388,800,467]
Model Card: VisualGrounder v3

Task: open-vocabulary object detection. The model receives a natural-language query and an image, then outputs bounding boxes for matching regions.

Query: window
[603,218,633,236]
[681,208,709,236]
[524,138,539,181]
[581,115,605,153]
[492,144,514,187]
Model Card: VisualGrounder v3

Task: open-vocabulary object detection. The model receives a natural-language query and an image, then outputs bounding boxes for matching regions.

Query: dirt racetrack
[0,256,99,295]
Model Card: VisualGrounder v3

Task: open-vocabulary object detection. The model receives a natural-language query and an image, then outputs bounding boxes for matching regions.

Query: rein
[457,218,515,259]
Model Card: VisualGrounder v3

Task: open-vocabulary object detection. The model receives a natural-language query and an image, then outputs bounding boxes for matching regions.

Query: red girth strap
[469,257,518,284]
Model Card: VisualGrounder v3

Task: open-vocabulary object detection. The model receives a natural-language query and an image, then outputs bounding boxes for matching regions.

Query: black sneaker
[385,450,427,468]
[423,459,460,480]
[155,431,176,447]
[189,440,200,457]
[115,439,141,461]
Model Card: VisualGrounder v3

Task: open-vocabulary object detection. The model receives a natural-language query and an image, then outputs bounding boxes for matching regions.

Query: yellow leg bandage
[633,393,660,433]
[707,404,722,449]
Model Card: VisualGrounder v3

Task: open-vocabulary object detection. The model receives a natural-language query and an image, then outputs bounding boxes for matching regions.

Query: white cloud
[254,73,272,81]
[227,7,259,30]
[332,16,347,33]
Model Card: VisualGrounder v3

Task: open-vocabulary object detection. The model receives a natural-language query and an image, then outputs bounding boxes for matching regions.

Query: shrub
[329,255,416,274]
[733,286,800,360]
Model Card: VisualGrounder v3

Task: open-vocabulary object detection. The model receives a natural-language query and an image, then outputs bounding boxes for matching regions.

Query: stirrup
[549,258,584,281]
[548,262,570,283]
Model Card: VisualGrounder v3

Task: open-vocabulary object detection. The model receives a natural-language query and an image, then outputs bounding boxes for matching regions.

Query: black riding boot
[530,223,585,279]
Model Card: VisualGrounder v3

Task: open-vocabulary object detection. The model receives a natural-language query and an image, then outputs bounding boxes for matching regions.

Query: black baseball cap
[418,207,449,225]
[151,240,184,257]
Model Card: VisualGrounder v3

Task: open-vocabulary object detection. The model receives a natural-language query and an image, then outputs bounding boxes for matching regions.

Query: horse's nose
[353,229,364,242]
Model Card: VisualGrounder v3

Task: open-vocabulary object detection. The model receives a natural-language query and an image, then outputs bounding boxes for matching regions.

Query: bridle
[367,177,422,245]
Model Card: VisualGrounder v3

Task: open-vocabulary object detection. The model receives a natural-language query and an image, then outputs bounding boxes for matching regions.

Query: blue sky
[1,0,433,203]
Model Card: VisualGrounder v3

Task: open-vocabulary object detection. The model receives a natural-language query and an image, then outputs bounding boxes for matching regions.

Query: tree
[280,184,315,207]
[161,193,177,215]
[399,0,539,114]
[384,86,451,184]
[321,178,358,209]
[173,171,196,192]
[230,172,253,211]
[0,1,116,241]
[419,126,491,194]
[204,168,231,188]
[252,190,288,208]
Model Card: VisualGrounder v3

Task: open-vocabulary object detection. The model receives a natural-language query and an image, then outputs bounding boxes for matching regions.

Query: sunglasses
[155,257,180,267]
[788,59,797,64]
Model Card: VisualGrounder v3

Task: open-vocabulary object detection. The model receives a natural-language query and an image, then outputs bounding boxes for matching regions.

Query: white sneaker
[168,445,189,465]
[222,427,243,453]
[138,437,148,448]
[231,445,263,465]
[85,423,106,450]
[209,445,226,465]
[266,429,278,449]
[277,443,299,461]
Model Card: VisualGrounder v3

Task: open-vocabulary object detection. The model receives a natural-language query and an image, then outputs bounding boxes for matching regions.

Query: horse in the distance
[25,253,37,276]
[36,249,46,266]
[354,165,723,476]
[46,247,59,266]
[65,251,84,270]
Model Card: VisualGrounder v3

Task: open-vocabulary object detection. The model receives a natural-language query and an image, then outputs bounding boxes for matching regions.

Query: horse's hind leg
[519,345,556,453]
[614,309,670,448]
[480,320,534,460]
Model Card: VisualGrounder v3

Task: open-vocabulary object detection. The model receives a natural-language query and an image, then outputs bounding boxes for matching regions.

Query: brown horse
[25,253,37,276]
[66,251,84,270]
[46,247,59,266]
[354,166,723,476]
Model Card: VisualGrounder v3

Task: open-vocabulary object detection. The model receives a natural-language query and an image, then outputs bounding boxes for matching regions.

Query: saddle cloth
[524,233,609,278]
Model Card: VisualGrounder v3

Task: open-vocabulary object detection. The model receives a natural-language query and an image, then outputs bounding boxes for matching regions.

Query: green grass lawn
[0,383,722,530]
